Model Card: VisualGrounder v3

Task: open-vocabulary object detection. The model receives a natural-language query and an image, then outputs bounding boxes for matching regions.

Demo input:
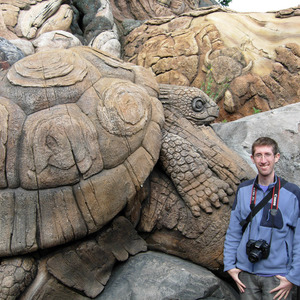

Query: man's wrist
[224,265,236,272]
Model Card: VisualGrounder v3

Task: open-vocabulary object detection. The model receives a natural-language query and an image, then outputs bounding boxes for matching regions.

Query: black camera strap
[240,177,286,233]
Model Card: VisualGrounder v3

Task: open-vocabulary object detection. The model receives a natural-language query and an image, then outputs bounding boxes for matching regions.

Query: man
[223,137,300,300]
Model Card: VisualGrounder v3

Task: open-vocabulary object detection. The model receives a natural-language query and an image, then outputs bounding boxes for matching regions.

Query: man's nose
[260,155,267,162]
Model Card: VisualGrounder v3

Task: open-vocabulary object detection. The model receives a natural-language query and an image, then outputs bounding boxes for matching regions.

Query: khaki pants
[239,271,292,300]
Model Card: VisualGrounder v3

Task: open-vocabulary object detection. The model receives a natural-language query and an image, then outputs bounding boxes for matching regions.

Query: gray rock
[212,103,300,186]
[9,39,34,57]
[0,37,24,66]
[122,19,145,36]
[97,251,238,300]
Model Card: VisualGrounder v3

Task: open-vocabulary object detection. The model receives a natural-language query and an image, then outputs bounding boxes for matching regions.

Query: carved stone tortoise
[0,46,164,297]
[0,46,255,298]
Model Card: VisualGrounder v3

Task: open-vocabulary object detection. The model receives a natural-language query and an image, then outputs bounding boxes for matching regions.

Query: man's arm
[285,191,300,286]
[223,192,246,293]
[223,197,243,271]
[273,187,300,299]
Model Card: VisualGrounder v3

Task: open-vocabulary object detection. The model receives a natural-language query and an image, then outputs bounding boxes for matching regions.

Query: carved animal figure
[0,46,254,298]
[158,83,254,214]
[0,46,164,298]
[138,83,256,270]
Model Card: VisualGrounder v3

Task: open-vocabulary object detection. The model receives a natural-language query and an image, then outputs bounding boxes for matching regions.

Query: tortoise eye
[192,98,204,112]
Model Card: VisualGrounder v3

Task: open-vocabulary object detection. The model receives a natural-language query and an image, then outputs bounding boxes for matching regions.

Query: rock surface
[1,1,299,122]
[111,0,218,27]
[0,37,24,69]
[21,217,147,299]
[96,251,239,300]
[123,7,300,121]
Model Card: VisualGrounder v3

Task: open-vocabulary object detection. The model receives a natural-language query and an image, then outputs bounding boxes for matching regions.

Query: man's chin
[258,168,272,177]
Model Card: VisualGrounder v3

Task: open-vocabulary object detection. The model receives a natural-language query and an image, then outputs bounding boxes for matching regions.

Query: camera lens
[248,249,263,263]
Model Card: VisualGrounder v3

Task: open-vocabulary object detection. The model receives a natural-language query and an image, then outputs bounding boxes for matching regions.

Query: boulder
[96,251,239,300]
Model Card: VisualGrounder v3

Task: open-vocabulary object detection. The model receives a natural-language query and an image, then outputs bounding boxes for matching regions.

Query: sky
[228,0,300,12]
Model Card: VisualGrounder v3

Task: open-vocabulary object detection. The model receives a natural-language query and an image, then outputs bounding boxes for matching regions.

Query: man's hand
[269,275,293,300]
[227,268,246,293]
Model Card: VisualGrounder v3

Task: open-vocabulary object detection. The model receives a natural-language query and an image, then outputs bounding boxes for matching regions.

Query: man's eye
[254,153,273,159]
[192,98,204,112]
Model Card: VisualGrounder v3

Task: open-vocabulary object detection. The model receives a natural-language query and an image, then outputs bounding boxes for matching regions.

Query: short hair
[251,137,279,156]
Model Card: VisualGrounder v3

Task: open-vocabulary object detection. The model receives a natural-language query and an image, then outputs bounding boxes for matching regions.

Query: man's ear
[275,153,280,163]
[250,155,254,164]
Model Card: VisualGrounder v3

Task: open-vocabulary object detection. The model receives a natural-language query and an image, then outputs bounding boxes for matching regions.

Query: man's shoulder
[231,179,254,210]
[281,178,300,199]
[238,179,254,190]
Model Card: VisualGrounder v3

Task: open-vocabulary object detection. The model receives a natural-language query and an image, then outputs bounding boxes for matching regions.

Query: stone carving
[275,5,300,17]
[22,216,147,299]
[203,47,252,103]
[123,8,300,121]
[0,1,299,298]
[17,0,69,39]
[71,0,121,56]
[110,0,218,26]
[0,44,256,297]
[138,84,255,270]
[159,84,232,215]
[2,2,299,123]
[32,30,82,53]
[0,46,163,298]
[204,48,253,84]
[0,0,121,57]
[0,257,36,299]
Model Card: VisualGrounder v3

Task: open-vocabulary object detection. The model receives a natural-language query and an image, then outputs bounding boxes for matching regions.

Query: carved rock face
[0,46,164,257]
[110,0,218,25]
[123,10,300,121]
[204,48,252,84]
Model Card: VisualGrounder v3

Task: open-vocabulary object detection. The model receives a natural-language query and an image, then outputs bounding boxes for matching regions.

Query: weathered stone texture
[123,10,300,121]
[0,46,164,257]
[0,2,299,299]
[0,257,37,299]
[96,251,239,300]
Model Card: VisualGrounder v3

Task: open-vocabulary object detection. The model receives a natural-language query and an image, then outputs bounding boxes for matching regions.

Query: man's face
[251,145,280,178]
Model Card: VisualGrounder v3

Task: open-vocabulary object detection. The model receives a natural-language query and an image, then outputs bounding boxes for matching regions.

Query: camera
[246,239,270,263]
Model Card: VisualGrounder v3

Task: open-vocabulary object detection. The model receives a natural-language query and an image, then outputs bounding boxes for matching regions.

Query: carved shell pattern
[0,47,164,256]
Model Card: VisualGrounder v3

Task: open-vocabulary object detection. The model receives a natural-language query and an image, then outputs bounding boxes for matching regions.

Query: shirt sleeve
[285,193,300,286]
[223,191,244,272]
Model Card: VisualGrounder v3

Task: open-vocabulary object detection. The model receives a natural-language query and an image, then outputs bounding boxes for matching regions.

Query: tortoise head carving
[158,83,219,125]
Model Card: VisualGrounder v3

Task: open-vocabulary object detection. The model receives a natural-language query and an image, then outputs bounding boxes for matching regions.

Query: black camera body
[246,239,270,263]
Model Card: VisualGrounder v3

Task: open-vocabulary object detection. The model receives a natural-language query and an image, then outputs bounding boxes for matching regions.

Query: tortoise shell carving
[0,46,164,256]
